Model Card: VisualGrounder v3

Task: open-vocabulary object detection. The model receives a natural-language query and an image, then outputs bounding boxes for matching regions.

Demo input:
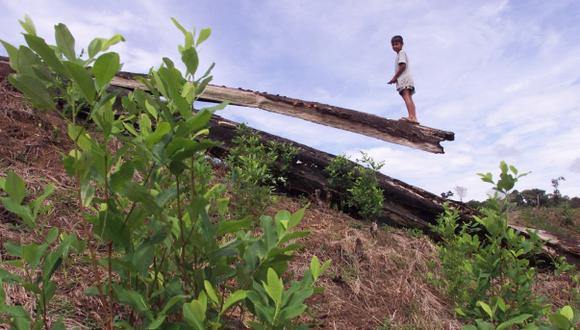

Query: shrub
[226,124,298,218]
[0,17,326,329]
[433,161,579,328]
[325,152,384,219]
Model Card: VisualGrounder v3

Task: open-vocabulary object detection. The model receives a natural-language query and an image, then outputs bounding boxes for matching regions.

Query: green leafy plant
[435,161,579,328]
[2,16,325,329]
[463,305,579,330]
[325,152,384,219]
[227,124,299,218]
[0,172,84,330]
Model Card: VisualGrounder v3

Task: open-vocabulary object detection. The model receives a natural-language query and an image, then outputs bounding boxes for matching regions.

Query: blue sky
[1,0,579,200]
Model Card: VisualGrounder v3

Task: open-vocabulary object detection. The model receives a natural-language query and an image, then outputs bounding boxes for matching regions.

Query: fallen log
[207,116,580,265]
[107,70,454,153]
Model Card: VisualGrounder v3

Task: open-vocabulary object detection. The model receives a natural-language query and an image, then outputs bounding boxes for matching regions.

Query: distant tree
[550,176,565,205]
[520,189,547,207]
[441,190,454,199]
[454,186,468,202]
[570,197,580,208]
[466,200,483,209]
[508,190,524,206]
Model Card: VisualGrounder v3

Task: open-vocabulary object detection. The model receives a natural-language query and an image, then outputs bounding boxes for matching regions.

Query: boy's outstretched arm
[388,63,406,84]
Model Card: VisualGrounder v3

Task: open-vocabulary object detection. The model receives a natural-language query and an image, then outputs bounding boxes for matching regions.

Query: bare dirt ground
[0,82,577,329]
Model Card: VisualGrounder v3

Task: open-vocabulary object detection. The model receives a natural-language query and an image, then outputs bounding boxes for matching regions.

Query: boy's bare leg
[400,89,418,123]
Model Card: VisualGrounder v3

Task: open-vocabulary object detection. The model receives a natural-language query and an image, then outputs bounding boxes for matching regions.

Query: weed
[325,152,385,220]
[0,17,328,329]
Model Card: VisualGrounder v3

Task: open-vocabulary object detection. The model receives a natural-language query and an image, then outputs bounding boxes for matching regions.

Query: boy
[388,35,418,124]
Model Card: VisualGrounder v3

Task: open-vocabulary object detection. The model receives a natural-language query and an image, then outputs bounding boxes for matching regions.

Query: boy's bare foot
[400,117,420,125]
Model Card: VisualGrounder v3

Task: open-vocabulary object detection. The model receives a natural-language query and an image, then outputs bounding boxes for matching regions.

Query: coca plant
[1,17,328,329]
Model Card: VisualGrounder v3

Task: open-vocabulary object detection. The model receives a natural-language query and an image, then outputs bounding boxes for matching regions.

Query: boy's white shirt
[395,49,414,89]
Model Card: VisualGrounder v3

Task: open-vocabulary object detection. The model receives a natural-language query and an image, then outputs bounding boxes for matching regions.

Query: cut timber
[207,115,580,265]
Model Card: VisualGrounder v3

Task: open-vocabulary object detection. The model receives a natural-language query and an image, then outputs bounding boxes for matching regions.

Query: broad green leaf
[92,52,120,91]
[116,287,150,314]
[474,320,495,330]
[181,47,199,76]
[496,314,533,330]
[1,198,34,227]
[203,280,219,305]
[279,302,307,320]
[159,295,187,315]
[139,113,152,135]
[42,251,63,281]
[184,31,194,50]
[102,34,125,51]
[23,34,66,75]
[275,210,291,230]
[182,302,205,330]
[216,218,252,236]
[196,28,211,46]
[548,314,571,329]
[220,290,247,314]
[5,171,26,204]
[496,296,506,313]
[279,230,310,245]
[8,74,54,109]
[88,38,104,59]
[171,17,188,35]
[476,301,493,319]
[54,23,76,60]
[310,256,321,280]
[1,40,19,69]
[509,165,518,175]
[22,243,48,268]
[195,75,213,96]
[264,268,283,305]
[461,326,477,330]
[31,184,55,217]
[63,61,96,103]
[16,46,42,76]
[500,161,508,174]
[144,99,158,120]
[560,305,573,321]
[50,318,66,330]
[289,206,307,228]
[146,316,165,330]
[18,15,36,36]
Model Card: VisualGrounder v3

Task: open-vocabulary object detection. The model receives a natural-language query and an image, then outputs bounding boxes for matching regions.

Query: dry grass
[267,197,462,329]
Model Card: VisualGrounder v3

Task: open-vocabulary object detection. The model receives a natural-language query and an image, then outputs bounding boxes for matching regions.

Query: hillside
[0,75,578,329]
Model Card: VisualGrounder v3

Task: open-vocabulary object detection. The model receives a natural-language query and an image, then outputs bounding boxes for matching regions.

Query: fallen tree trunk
[108,71,454,153]
[208,116,580,265]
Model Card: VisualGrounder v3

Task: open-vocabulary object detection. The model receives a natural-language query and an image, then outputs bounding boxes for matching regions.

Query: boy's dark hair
[391,35,404,44]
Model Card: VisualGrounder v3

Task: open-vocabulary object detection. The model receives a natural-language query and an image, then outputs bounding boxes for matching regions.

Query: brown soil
[0,82,577,329]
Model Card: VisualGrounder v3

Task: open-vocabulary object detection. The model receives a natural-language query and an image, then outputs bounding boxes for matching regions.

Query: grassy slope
[0,82,577,329]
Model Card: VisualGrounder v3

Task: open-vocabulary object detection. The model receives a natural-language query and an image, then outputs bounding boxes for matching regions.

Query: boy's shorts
[397,85,415,95]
